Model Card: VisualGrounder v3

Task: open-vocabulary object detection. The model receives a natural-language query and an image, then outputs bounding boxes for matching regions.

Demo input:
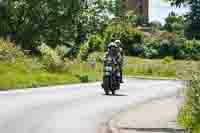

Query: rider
[114,40,124,83]
[103,42,119,68]
[102,42,121,88]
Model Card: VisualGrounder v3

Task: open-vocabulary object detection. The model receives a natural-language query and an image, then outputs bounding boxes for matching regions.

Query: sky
[149,0,189,24]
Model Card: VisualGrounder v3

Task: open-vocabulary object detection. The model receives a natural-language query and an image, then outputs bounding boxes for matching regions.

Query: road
[0,78,184,133]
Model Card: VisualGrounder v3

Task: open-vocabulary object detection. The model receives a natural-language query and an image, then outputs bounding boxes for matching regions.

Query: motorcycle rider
[114,40,124,83]
[102,42,121,89]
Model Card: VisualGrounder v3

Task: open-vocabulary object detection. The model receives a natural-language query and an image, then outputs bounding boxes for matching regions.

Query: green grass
[124,57,177,78]
[67,60,103,81]
[74,55,198,82]
[90,52,179,78]
[0,58,80,90]
[176,61,200,133]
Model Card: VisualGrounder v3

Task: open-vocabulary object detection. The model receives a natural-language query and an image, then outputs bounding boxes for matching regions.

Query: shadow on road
[114,94,128,97]
[119,127,186,133]
[101,94,128,97]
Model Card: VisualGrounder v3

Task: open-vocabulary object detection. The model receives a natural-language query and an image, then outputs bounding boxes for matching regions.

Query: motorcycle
[101,58,120,95]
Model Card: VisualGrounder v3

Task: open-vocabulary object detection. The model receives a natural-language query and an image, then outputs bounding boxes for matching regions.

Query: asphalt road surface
[0,78,184,133]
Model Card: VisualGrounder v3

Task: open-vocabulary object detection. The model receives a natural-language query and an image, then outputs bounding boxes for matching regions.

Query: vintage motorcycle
[101,58,120,95]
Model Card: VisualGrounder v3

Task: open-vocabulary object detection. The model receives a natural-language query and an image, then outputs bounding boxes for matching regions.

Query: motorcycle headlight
[105,66,112,71]
[105,72,111,76]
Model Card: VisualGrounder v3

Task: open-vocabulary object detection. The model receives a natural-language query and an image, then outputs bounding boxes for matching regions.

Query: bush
[79,34,104,61]
[135,16,148,26]
[88,52,104,63]
[178,72,200,132]
[104,23,144,55]
[159,39,178,57]
[177,40,200,60]
[149,21,162,32]
[164,12,185,33]
[0,39,24,61]
[79,74,89,83]
[142,46,159,59]
[55,45,69,58]
[87,35,104,52]
[79,44,90,61]
[142,32,185,59]
[38,44,65,71]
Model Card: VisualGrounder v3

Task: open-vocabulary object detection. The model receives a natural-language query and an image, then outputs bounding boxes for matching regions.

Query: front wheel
[104,89,109,95]
[103,76,111,95]
[111,90,116,95]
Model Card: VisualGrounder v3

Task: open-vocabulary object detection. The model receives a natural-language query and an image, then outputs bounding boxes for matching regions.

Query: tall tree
[0,0,81,50]
[167,0,200,39]
[166,0,189,7]
[114,0,123,17]
[185,0,200,39]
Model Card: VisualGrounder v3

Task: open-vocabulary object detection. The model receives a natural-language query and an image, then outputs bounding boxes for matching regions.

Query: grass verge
[0,58,80,90]
[0,51,197,90]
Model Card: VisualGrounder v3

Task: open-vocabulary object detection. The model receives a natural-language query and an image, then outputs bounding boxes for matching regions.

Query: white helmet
[114,40,121,44]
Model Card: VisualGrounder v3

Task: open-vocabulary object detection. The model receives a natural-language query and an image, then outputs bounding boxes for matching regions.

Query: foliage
[79,44,90,61]
[185,0,200,39]
[0,0,82,51]
[79,34,104,60]
[142,32,184,59]
[0,39,24,61]
[177,39,200,60]
[73,0,111,43]
[164,12,185,33]
[166,0,189,7]
[0,0,112,58]
[168,0,200,39]
[178,67,200,133]
[122,11,149,27]
[103,21,200,60]
[104,22,144,55]
[113,0,124,17]
[135,16,149,26]
[0,38,196,90]
[137,32,200,60]
[149,21,162,32]
[123,11,138,27]
[38,44,65,71]
[55,45,70,58]
[79,74,89,83]
[87,35,104,52]
[0,39,80,89]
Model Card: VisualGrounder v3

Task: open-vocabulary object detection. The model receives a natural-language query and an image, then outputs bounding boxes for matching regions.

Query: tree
[66,0,112,57]
[164,12,185,32]
[185,0,200,39]
[0,0,11,38]
[166,0,190,7]
[0,0,82,50]
[167,0,200,39]
[114,0,123,17]
[104,0,124,17]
